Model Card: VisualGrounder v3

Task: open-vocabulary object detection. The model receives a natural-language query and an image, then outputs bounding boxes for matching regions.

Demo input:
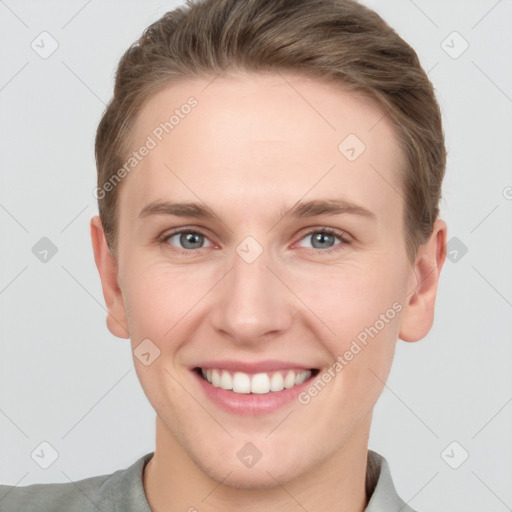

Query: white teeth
[251,373,270,394]
[270,372,284,392]
[295,371,308,385]
[220,370,232,390]
[201,368,312,395]
[232,372,251,393]
[283,370,295,389]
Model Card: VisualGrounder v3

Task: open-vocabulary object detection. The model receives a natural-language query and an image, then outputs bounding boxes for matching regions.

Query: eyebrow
[138,198,376,222]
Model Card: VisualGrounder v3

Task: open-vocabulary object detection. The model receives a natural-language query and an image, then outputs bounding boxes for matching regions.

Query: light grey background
[1,1,511,511]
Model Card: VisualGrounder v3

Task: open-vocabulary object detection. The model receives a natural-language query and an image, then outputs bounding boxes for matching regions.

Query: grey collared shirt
[0,450,417,511]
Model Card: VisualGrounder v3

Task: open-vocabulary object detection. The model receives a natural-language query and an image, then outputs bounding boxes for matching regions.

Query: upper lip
[193,360,316,374]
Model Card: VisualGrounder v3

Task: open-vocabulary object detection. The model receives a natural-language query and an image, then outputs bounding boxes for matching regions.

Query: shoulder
[0,477,110,512]
[0,474,112,512]
[0,452,154,512]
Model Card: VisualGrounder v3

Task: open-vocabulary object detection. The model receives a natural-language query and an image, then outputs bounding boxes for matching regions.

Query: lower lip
[193,370,314,415]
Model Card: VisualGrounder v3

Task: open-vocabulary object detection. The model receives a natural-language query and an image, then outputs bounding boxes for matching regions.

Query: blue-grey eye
[166,231,212,250]
[297,231,342,250]
[312,232,335,249]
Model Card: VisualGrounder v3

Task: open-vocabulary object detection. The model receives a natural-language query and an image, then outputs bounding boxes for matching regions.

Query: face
[92,71,444,488]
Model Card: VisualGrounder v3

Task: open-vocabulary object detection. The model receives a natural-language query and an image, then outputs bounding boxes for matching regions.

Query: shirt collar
[365,449,416,512]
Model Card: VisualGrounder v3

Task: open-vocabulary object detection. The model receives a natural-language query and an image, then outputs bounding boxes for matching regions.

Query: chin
[207,464,299,490]
[225,474,286,490]
[190,448,307,490]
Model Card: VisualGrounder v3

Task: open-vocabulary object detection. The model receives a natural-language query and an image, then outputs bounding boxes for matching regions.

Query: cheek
[291,256,407,417]
[122,260,210,338]
[295,257,405,343]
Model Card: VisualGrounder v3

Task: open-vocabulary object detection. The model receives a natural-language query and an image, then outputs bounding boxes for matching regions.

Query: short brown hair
[95,0,446,263]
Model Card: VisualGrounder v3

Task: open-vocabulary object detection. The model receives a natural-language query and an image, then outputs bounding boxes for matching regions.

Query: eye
[159,226,350,255]
[163,229,213,251]
[296,228,350,253]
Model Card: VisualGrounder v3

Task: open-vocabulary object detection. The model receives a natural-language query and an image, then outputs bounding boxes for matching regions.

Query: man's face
[107,72,420,486]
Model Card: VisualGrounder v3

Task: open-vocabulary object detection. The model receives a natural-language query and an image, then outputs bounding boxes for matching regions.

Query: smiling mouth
[194,367,319,395]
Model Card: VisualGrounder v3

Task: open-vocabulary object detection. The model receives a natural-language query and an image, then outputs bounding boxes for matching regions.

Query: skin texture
[91,71,447,512]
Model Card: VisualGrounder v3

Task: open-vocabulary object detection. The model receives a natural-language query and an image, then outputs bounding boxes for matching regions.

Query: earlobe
[90,216,130,339]
[399,219,447,342]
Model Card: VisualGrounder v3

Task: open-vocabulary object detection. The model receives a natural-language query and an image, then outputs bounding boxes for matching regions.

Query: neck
[143,416,370,512]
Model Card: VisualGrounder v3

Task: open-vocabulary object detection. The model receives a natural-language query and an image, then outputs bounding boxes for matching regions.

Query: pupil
[181,232,202,249]
[312,232,333,249]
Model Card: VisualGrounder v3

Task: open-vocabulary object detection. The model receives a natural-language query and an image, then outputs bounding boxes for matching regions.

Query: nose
[209,248,295,347]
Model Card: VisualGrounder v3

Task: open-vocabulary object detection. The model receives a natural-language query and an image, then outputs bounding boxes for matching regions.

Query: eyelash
[158,226,351,256]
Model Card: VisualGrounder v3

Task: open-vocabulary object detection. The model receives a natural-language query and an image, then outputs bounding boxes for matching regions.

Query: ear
[399,218,447,342]
[90,216,130,339]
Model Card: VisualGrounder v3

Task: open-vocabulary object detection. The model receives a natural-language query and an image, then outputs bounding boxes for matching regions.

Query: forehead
[121,72,405,226]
